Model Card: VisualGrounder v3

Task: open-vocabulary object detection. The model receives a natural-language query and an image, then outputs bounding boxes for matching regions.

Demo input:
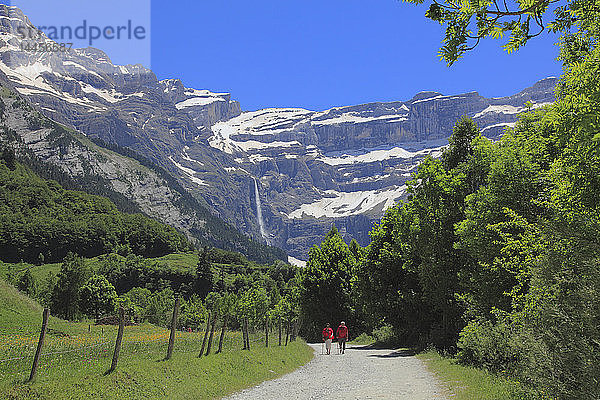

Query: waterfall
[253,177,268,242]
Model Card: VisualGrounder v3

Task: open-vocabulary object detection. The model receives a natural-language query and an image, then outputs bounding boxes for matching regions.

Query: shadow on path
[367,349,417,358]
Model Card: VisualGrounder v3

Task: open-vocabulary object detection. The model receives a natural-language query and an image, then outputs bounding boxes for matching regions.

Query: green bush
[372,324,396,346]
[78,275,118,318]
[457,319,521,373]
[351,332,374,345]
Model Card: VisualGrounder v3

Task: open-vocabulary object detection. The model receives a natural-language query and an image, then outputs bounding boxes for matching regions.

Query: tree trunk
[278,317,282,346]
[198,311,211,358]
[205,313,218,355]
[265,318,269,347]
[216,316,227,354]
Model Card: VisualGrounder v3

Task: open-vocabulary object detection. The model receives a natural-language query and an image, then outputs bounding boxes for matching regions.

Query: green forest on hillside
[0,159,191,263]
[298,4,600,400]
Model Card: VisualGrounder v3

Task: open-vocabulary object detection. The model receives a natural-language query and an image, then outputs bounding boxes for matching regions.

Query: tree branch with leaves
[403,0,599,64]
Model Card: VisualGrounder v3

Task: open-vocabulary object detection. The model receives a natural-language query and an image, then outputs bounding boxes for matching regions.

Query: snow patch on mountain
[175,90,229,109]
[209,121,244,154]
[288,256,307,268]
[481,122,516,132]
[62,61,103,79]
[319,144,445,166]
[13,62,52,80]
[288,186,407,219]
[312,113,408,126]
[181,147,204,166]
[237,140,302,152]
[80,84,123,103]
[219,108,314,136]
[349,174,391,184]
[169,157,208,187]
[474,102,553,118]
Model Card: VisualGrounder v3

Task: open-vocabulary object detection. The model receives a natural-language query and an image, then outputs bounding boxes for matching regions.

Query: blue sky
[150,1,562,111]
[8,0,562,111]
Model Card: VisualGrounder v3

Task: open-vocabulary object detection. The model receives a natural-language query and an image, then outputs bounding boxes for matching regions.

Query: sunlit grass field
[0,279,313,399]
[0,253,202,283]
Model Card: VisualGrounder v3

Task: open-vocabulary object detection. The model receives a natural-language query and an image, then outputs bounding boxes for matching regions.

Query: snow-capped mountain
[201,79,555,259]
[0,4,557,261]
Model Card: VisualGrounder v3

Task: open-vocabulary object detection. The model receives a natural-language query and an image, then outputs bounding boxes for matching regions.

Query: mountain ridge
[0,4,557,260]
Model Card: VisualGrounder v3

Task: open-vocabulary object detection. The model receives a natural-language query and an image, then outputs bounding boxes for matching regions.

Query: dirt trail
[224,343,448,400]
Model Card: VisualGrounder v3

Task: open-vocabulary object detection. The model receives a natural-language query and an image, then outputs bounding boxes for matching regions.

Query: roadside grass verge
[418,350,545,400]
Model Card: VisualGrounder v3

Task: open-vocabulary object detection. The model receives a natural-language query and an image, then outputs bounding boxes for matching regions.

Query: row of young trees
[300,10,600,397]
[9,247,301,337]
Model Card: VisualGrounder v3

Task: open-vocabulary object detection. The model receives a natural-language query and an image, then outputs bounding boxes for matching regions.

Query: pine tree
[195,247,214,298]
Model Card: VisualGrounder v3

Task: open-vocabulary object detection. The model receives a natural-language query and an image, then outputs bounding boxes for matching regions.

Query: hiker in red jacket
[336,321,348,354]
[322,323,334,355]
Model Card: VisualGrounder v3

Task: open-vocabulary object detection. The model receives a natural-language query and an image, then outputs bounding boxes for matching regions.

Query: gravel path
[224,344,448,400]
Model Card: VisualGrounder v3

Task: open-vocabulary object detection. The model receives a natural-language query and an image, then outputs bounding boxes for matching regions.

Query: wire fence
[0,304,300,384]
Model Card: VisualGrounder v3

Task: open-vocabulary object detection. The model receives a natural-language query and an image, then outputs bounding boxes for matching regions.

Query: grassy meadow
[0,279,313,399]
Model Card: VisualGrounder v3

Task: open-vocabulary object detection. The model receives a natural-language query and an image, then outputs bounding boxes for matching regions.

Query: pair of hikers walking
[322,321,348,355]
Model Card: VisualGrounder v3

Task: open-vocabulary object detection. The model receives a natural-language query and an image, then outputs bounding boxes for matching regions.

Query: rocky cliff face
[0,84,285,263]
[0,4,255,232]
[205,79,555,259]
[160,79,241,129]
[0,4,557,262]
[0,88,203,238]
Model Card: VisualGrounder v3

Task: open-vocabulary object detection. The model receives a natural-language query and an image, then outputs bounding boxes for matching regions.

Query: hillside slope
[0,278,313,400]
[0,279,43,333]
[0,84,286,263]
[0,159,192,263]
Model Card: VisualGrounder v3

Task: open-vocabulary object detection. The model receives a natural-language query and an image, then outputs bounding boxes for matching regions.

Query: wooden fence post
[240,318,246,350]
[265,318,269,347]
[216,316,227,354]
[166,298,180,360]
[205,313,217,355]
[278,317,282,346]
[29,308,49,381]
[199,311,211,358]
[108,307,125,373]
[244,317,251,350]
[291,319,297,341]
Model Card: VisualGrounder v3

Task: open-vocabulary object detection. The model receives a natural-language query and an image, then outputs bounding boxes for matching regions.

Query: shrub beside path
[224,343,448,399]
